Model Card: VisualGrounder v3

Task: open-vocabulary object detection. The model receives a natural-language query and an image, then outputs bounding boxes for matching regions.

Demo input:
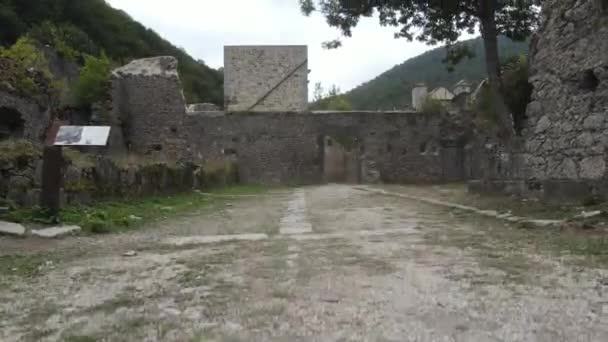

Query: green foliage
[502,54,532,134]
[420,98,444,115]
[474,84,507,133]
[310,83,353,111]
[0,2,26,44]
[0,139,41,164]
[28,21,98,60]
[343,36,528,110]
[0,36,52,96]
[74,53,111,106]
[325,95,353,111]
[0,0,223,105]
[1,185,267,234]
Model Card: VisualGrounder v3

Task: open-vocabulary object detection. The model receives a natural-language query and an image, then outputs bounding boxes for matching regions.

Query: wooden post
[40,145,64,218]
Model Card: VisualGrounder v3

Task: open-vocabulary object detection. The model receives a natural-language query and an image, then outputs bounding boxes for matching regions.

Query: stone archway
[0,106,25,140]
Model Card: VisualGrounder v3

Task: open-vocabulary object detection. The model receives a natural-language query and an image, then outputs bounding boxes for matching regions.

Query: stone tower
[412,83,428,111]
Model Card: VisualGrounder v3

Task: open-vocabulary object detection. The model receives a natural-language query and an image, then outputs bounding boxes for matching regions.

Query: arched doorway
[0,107,25,140]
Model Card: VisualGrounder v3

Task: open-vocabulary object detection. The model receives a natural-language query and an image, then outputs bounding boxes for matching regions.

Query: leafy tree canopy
[301,0,539,137]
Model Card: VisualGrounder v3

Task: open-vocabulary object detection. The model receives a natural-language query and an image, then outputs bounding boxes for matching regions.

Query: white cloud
[105,0,454,98]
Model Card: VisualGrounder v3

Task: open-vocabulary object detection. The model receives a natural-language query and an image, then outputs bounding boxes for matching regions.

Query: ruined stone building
[475,0,608,203]
[105,44,475,185]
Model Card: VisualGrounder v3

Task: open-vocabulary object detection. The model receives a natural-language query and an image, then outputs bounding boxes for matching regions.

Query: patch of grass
[1,185,268,234]
[209,184,268,195]
[0,254,55,278]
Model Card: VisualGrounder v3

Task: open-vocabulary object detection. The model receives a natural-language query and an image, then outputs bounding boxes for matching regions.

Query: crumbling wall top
[112,56,179,78]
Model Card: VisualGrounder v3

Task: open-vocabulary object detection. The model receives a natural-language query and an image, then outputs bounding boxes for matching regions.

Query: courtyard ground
[1,184,608,341]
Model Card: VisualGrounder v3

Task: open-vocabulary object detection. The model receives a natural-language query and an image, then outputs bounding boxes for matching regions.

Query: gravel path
[1,184,608,341]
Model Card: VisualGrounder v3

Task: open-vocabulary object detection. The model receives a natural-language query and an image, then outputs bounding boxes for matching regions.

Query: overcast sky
[105,0,467,97]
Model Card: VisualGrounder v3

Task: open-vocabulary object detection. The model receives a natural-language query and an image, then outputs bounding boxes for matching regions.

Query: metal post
[40,145,64,219]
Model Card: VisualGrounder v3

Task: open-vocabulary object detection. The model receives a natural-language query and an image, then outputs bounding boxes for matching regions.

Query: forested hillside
[0,0,223,104]
[344,36,529,110]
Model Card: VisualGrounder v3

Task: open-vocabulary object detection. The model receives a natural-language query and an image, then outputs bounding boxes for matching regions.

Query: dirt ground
[2,184,608,341]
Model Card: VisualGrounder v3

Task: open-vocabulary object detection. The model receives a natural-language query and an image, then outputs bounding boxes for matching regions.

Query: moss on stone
[64,178,96,192]
[63,148,95,168]
[0,139,41,164]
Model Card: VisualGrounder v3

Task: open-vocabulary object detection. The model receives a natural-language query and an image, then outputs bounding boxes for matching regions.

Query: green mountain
[0,0,223,105]
[344,36,529,110]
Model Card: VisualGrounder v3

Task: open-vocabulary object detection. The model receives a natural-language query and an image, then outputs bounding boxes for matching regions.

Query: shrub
[502,54,532,135]
[325,95,353,111]
[420,97,444,115]
[28,21,99,61]
[74,52,111,107]
[0,36,53,96]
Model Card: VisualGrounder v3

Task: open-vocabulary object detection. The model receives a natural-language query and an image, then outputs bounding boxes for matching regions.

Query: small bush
[421,97,444,115]
[502,55,532,135]
[84,218,111,234]
[74,53,111,107]
[0,139,41,164]
[0,36,53,96]
[28,21,99,61]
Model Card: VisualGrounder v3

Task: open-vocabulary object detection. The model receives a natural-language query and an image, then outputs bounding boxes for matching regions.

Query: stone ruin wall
[224,46,308,112]
[183,111,467,185]
[0,90,50,142]
[107,51,478,186]
[520,0,608,201]
[109,56,189,156]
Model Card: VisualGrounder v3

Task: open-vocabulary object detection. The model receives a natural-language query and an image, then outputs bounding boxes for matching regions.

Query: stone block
[32,225,81,238]
[0,220,26,237]
[542,180,593,204]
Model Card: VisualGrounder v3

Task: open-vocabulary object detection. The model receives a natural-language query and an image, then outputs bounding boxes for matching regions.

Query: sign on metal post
[40,126,112,216]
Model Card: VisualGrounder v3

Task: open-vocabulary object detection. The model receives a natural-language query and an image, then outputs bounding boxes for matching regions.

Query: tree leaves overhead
[0,0,223,105]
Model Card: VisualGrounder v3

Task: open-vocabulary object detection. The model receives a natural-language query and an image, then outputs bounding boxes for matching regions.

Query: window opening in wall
[0,107,25,140]
[170,126,178,133]
[580,69,599,91]
[326,138,333,147]
[419,142,427,154]
[387,143,393,152]
[151,144,163,152]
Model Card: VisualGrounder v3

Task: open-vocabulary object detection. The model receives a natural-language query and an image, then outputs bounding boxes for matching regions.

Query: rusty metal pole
[40,145,64,219]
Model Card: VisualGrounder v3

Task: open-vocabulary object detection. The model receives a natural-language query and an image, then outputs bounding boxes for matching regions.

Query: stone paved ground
[2,184,608,341]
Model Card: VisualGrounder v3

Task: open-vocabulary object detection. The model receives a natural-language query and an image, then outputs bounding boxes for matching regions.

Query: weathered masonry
[474,0,608,203]
[108,53,476,186]
[183,111,473,185]
[223,45,309,112]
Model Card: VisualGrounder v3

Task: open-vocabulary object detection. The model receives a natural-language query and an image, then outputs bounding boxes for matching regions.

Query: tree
[313,82,324,102]
[310,83,353,110]
[74,52,111,107]
[326,95,352,111]
[300,0,539,138]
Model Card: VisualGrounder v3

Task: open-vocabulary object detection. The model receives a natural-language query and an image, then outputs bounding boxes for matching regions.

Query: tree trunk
[478,0,513,139]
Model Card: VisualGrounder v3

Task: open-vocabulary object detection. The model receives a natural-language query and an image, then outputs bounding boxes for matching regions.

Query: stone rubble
[31,225,81,238]
[0,220,26,237]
